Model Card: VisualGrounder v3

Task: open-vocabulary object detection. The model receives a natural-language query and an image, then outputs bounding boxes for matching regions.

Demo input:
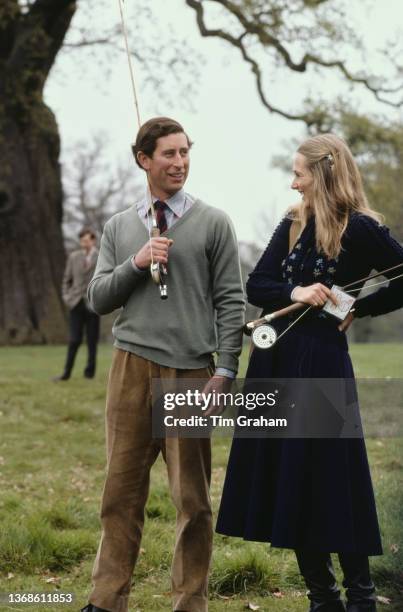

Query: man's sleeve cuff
[215,367,236,379]
[216,352,239,375]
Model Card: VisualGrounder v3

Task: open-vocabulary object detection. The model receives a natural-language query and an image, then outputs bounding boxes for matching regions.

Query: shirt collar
[82,246,96,257]
[136,188,187,219]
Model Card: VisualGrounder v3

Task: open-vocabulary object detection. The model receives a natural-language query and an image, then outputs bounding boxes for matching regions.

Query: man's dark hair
[79,227,96,240]
[132,116,192,169]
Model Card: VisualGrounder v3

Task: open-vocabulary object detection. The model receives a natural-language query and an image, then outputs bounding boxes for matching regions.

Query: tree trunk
[0,0,77,344]
[0,105,68,343]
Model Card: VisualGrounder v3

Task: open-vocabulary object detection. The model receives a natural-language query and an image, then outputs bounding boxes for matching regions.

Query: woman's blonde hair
[289,133,382,259]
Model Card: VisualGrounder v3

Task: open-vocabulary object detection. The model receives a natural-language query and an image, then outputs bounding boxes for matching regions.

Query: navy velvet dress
[216,213,403,555]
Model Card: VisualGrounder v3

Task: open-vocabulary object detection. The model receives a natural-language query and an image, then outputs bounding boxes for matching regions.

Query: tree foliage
[337,112,403,234]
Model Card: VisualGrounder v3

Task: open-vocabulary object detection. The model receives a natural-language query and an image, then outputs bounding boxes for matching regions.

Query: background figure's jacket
[88,200,245,372]
[62,248,99,310]
[246,212,403,319]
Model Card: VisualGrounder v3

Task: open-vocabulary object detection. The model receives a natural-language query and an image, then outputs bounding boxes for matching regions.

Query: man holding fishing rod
[80,116,245,612]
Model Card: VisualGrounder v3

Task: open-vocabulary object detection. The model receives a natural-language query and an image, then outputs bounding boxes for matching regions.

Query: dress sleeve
[246,217,298,309]
[351,215,403,318]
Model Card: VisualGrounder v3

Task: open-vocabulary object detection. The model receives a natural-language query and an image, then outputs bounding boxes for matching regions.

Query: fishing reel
[150,262,168,300]
[244,302,304,350]
[250,323,278,349]
[244,314,279,349]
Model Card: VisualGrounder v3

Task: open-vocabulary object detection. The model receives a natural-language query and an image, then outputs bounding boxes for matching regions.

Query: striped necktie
[154,201,168,234]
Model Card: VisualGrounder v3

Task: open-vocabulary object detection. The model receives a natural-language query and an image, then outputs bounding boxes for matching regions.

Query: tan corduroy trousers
[88,348,213,612]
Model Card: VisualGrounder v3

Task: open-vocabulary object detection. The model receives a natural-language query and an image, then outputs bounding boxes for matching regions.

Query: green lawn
[0,344,402,611]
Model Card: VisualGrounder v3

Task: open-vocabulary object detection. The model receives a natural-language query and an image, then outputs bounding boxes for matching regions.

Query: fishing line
[117,0,167,298]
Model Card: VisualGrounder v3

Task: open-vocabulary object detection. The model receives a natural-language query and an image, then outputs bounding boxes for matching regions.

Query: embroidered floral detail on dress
[281,218,339,289]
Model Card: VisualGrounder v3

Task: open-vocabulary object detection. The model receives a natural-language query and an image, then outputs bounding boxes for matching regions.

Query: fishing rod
[117,0,168,300]
[244,262,403,349]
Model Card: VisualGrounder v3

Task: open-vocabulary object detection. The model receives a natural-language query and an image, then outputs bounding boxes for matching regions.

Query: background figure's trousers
[63,299,100,377]
[88,349,213,612]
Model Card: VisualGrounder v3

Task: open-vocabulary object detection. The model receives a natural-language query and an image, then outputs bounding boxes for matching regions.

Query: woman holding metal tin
[216,133,403,612]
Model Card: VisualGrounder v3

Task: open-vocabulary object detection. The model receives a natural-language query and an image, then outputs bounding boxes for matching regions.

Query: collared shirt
[132,188,235,379]
[132,188,193,272]
[135,188,195,231]
[84,245,97,269]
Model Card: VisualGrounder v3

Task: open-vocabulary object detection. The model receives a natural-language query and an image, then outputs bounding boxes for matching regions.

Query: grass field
[0,344,402,612]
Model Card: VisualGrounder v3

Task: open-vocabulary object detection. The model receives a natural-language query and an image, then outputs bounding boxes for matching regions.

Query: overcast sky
[45,0,403,244]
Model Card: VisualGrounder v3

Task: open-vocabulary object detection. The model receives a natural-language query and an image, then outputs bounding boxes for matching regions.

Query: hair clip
[325,153,334,166]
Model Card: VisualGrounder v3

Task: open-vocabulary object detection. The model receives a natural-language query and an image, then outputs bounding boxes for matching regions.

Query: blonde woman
[216,134,403,612]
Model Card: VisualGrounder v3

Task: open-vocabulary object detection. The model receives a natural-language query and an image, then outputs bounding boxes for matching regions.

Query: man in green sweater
[81,117,245,612]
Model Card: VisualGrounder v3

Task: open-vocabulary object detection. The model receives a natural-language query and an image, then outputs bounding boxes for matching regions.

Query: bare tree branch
[186,0,403,130]
[62,134,144,249]
[296,55,403,103]
[186,0,326,127]
[63,37,111,47]
[53,1,203,112]
[232,0,402,100]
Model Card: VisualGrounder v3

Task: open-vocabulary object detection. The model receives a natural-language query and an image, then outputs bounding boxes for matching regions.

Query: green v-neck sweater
[88,200,246,372]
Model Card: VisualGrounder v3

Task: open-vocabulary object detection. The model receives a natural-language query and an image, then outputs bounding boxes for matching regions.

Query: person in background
[54,227,99,381]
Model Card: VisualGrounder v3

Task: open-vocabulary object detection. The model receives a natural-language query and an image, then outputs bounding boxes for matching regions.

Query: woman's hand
[292,283,338,308]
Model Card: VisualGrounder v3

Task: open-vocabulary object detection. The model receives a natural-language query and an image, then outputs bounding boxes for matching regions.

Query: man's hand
[203,375,233,417]
[338,311,354,332]
[134,237,174,270]
[292,283,338,308]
